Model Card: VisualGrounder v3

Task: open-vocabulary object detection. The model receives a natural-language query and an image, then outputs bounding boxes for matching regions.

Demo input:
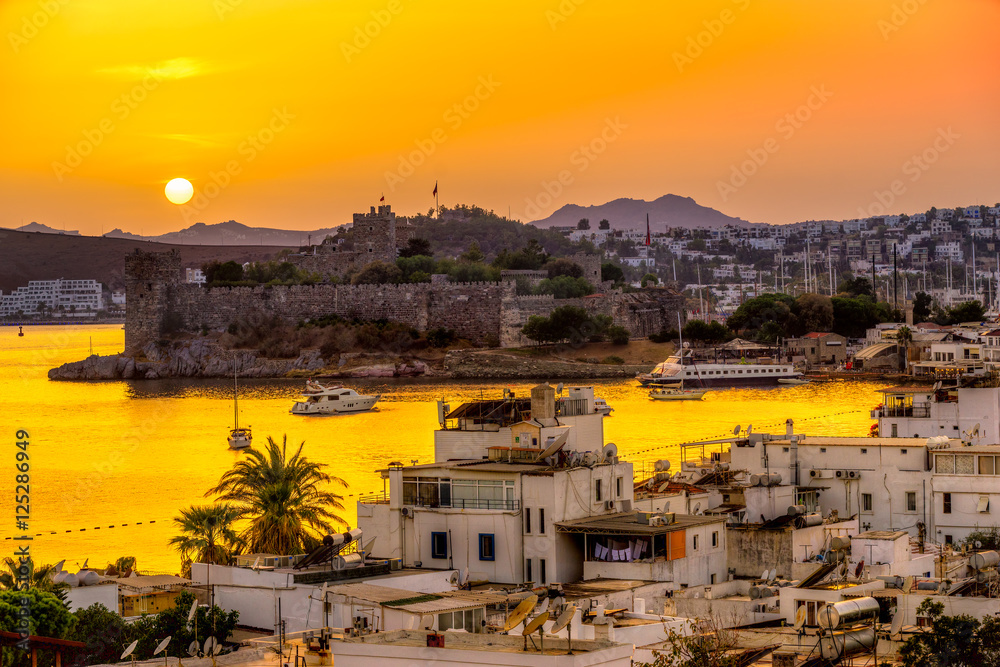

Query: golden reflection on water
[0,324,890,573]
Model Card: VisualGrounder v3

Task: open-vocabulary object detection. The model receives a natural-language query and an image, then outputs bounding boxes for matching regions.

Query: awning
[854,342,897,360]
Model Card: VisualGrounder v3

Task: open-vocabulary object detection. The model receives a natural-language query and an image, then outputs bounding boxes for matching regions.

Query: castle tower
[352,204,397,265]
[124,249,182,354]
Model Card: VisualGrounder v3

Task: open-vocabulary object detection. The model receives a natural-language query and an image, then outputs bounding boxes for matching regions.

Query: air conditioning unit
[809,470,832,479]
[401,507,412,517]
[836,469,861,479]
[648,516,665,527]
[604,500,616,510]
[835,470,845,478]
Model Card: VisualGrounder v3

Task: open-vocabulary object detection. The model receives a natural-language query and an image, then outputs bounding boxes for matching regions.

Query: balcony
[358,492,389,505]
[404,498,520,511]
[875,405,931,419]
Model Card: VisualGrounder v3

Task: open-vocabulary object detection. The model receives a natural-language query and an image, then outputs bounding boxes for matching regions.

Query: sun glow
[164,178,193,205]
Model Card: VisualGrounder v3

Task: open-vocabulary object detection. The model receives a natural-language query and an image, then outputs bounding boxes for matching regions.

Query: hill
[529,194,751,231]
[102,219,341,246]
[16,222,81,236]
[0,229,287,293]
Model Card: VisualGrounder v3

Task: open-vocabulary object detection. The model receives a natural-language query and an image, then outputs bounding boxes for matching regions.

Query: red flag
[432,181,438,197]
[380,194,385,202]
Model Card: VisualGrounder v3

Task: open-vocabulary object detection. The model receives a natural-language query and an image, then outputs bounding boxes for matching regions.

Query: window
[693,535,699,550]
[981,456,998,475]
[901,449,908,454]
[616,476,623,497]
[539,508,545,534]
[438,608,484,633]
[783,447,789,453]
[540,559,546,584]
[861,448,867,454]
[431,532,448,559]
[525,558,532,582]
[891,424,898,437]
[525,510,531,534]
[820,448,827,453]
[943,493,952,514]
[906,492,917,512]
[479,533,495,561]
[595,479,603,503]
[711,531,718,547]
[862,493,873,513]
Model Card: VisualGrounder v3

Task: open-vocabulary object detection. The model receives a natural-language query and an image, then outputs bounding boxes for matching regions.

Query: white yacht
[594,397,614,416]
[291,381,380,415]
[637,349,802,387]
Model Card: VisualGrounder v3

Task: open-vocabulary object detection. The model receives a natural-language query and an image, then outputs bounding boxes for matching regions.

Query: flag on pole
[432,181,438,197]
[645,213,651,246]
[380,193,385,202]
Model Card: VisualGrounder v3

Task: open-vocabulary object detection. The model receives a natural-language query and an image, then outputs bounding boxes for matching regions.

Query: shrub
[608,325,630,345]
[426,328,457,348]
[601,355,625,364]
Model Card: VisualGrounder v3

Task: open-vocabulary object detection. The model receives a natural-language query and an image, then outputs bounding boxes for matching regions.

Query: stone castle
[124,242,684,354]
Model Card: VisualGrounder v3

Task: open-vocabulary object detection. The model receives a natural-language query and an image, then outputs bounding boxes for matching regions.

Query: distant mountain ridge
[16,222,80,236]
[529,194,752,231]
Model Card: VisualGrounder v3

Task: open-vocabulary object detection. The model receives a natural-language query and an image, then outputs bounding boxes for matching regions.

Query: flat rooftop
[556,511,725,535]
[334,629,625,656]
[766,436,947,448]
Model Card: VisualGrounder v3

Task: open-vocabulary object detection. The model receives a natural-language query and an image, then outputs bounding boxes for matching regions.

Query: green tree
[635,624,740,667]
[203,260,244,284]
[601,262,624,283]
[949,300,985,324]
[398,237,432,258]
[607,325,630,345]
[726,293,795,341]
[598,219,610,230]
[545,258,583,279]
[0,557,60,592]
[897,325,913,372]
[577,218,590,230]
[534,276,593,299]
[351,260,402,285]
[913,291,933,323]
[794,293,834,334]
[838,275,874,298]
[460,240,485,263]
[641,273,658,287]
[0,588,74,640]
[898,598,1000,667]
[206,435,348,555]
[168,504,242,570]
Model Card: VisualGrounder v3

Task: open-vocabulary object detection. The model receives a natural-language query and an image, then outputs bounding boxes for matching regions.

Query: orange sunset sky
[1,0,998,236]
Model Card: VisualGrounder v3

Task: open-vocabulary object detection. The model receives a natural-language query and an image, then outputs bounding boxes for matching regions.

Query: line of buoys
[2,520,158,541]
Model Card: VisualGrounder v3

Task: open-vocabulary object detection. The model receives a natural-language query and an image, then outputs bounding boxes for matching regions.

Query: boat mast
[233,366,239,430]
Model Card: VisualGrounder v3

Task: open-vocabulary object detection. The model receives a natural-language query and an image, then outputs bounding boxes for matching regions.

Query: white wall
[65,583,118,612]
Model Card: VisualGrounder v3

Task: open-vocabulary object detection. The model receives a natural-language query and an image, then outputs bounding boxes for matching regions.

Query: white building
[0,278,103,316]
[185,267,207,284]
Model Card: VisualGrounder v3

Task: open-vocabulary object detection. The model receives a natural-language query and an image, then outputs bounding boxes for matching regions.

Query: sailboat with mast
[228,367,252,450]
[648,315,709,401]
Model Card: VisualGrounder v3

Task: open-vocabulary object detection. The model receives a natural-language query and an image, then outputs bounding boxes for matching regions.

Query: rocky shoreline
[47,339,640,381]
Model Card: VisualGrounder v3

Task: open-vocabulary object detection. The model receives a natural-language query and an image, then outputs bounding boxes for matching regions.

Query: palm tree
[205,435,348,555]
[0,557,59,591]
[169,504,242,566]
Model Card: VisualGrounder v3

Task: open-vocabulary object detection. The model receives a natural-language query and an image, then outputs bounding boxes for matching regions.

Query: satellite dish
[746,424,753,435]
[854,560,865,579]
[601,442,618,462]
[657,482,670,493]
[121,641,139,660]
[538,597,550,613]
[890,610,904,636]
[154,637,171,656]
[693,503,702,515]
[556,383,564,394]
[187,599,198,624]
[760,569,769,581]
[522,611,550,636]
[449,571,460,586]
[461,567,470,586]
[53,559,66,573]
[203,637,217,657]
[251,556,261,571]
[503,595,538,632]
[82,558,89,569]
[769,568,777,582]
[733,425,741,436]
[551,605,576,634]
[933,380,942,392]
[320,581,329,601]
[536,431,570,461]
[187,640,199,657]
[793,606,807,631]
[976,541,984,549]
[421,614,434,630]
[837,563,848,578]
[903,575,914,593]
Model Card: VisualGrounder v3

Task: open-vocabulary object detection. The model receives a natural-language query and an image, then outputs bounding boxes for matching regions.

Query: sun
[164,178,194,205]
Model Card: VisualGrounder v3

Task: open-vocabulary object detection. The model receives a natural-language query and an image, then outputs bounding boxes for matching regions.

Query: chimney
[531,383,556,425]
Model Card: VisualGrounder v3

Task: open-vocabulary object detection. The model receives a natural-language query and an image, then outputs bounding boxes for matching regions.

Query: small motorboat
[291,380,380,415]
[777,377,811,385]
[594,397,614,416]
[649,385,709,401]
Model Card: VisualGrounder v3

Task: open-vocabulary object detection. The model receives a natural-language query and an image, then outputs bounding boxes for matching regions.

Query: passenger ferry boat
[637,350,802,387]
[290,381,380,415]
